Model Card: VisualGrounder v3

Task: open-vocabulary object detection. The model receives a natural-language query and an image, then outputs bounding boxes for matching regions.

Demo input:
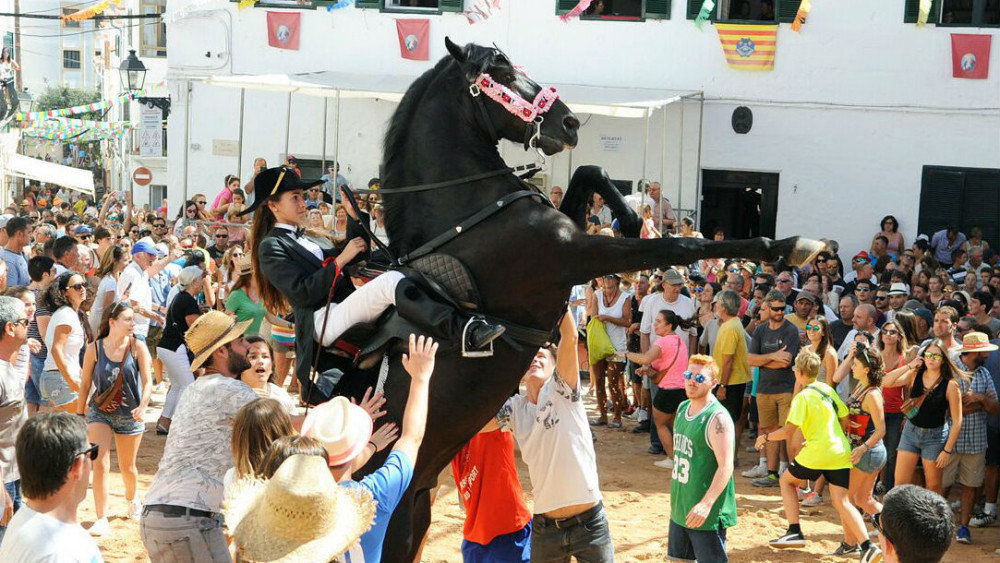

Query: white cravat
[275,223,323,262]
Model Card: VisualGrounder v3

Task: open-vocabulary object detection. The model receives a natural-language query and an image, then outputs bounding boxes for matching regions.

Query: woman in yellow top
[754,349,879,563]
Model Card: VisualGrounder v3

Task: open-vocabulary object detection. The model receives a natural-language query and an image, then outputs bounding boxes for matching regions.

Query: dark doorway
[700,170,778,240]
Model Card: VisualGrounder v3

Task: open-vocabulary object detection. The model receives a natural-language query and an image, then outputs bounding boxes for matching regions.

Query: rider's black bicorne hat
[238,165,323,216]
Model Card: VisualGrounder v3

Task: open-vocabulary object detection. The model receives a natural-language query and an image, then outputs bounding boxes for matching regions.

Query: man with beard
[140,311,257,562]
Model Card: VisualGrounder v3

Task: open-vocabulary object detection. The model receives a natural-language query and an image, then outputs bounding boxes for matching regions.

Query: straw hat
[237,254,253,277]
[185,310,253,371]
[300,397,373,467]
[225,454,375,563]
[957,332,999,354]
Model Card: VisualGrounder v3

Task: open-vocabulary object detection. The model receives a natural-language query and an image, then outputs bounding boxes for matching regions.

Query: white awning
[202,71,701,118]
[7,154,95,196]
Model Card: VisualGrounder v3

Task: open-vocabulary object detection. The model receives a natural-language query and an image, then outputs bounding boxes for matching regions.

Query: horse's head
[445,38,579,156]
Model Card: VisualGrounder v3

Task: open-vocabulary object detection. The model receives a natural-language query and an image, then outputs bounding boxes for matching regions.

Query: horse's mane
[382,55,456,179]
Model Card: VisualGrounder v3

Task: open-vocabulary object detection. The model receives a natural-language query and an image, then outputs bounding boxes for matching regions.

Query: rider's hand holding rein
[335,237,368,268]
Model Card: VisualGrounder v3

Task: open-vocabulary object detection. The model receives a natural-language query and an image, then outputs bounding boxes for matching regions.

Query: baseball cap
[795,291,818,304]
[74,225,93,236]
[132,240,164,257]
[663,269,685,286]
[0,214,13,229]
[853,251,870,263]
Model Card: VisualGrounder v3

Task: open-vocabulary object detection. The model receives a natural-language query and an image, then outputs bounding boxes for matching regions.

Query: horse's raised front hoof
[783,237,826,267]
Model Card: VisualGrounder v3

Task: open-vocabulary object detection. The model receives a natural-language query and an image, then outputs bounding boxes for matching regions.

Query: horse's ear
[445,37,466,63]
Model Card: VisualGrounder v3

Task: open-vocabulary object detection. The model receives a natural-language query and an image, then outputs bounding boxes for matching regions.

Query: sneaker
[648,445,665,455]
[768,531,805,548]
[89,518,110,537]
[801,492,824,507]
[951,499,962,512]
[127,497,142,520]
[751,474,780,488]
[636,408,649,423]
[956,525,972,544]
[971,512,996,528]
[653,458,675,469]
[631,422,650,433]
[742,464,768,479]
[830,542,859,556]
[861,543,883,563]
[796,486,813,501]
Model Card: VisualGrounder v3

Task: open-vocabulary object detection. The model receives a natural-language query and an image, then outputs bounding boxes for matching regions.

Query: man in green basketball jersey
[755,349,882,563]
[668,354,737,563]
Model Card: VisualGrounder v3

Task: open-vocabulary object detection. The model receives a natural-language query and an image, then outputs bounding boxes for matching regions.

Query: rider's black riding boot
[394,278,505,350]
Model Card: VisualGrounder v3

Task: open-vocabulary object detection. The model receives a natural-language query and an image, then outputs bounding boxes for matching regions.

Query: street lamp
[118,49,169,118]
[16,89,33,115]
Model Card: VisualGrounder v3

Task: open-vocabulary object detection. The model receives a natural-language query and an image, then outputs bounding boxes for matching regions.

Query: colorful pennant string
[14,83,165,122]
[61,0,123,25]
[791,0,811,32]
[559,0,593,22]
[917,0,931,25]
[465,0,502,24]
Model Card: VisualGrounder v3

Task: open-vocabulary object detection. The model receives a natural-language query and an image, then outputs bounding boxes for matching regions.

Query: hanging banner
[694,0,715,29]
[716,24,778,71]
[917,0,932,26]
[791,0,811,32]
[559,0,593,22]
[325,0,358,10]
[14,83,165,121]
[396,19,429,61]
[465,0,502,24]
[951,34,991,79]
[162,0,217,24]
[62,0,123,25]
[238,0,259,9]
[267,11,301,51]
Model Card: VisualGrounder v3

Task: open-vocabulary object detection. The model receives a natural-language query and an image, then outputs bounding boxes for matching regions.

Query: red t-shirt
[883,356,905,414]
[451,429,531,545]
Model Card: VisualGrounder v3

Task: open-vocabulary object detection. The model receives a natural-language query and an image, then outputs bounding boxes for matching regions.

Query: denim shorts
[898,420,949,461]
[87,408,145,435]
[854,441,887,474]
[39,370,79,407]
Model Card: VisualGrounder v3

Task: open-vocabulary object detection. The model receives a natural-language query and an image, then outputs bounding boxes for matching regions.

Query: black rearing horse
[366,38,823,561]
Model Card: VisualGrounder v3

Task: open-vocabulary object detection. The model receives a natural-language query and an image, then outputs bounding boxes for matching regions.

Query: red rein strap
[306,257,342,414]
[471,73,559,123]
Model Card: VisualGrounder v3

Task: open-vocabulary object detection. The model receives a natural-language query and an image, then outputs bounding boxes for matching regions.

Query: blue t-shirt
[343,449,413,563]
[2,249,29,287]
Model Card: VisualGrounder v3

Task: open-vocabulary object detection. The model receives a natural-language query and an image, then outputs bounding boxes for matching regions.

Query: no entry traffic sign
[133,167,153,186]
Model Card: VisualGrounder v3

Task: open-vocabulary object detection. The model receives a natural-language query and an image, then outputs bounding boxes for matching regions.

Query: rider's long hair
[249,201,289,315]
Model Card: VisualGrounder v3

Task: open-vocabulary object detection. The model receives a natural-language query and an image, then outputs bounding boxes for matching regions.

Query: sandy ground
[82,387,995,563]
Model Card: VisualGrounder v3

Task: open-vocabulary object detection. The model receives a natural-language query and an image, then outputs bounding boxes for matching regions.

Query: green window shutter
[777,0,801,22]
[686,0,702,19]
[556,0,578,14]
[355,0,380,8]
[440,0,463,12]
[903,0,939,23]
[645,0,671,19]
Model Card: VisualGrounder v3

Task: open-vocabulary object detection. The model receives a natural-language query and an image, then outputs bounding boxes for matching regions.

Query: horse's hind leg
[560,165,642,238]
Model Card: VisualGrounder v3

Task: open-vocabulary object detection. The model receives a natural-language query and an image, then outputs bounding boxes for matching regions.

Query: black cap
[239,166,322,216]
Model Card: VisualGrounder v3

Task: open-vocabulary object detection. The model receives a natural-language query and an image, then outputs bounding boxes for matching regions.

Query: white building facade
[164,0,1000,258]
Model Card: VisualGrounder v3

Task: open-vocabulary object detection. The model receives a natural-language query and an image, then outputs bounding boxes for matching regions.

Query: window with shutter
[918,166,1000,249]
[777,0,801,22]
[383,0,440,11]
[440,0,463,12]
[355,0,380,7]
[686,0,704,19]
[903,0,939,23]
[645,0,672,19]
[555,0,578,14]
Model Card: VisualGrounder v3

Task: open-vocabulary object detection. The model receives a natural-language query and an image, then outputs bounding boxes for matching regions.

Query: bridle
[468,71,559,159]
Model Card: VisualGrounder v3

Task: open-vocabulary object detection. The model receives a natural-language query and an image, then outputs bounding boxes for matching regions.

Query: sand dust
[82,390,992,562]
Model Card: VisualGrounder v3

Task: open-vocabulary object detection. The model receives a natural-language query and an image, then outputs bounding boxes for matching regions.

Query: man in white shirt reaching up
[485,309,614,563]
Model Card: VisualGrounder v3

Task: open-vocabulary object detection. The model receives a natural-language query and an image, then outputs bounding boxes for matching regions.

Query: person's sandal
[155,423,169,436]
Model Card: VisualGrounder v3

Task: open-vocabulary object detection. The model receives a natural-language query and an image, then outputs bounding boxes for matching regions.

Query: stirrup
[462,316,494,358]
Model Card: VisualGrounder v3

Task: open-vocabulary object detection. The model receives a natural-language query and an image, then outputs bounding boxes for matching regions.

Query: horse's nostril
[563,115,580,132]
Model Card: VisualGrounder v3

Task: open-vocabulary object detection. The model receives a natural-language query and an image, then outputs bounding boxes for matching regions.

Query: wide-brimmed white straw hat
[224,454,375,563]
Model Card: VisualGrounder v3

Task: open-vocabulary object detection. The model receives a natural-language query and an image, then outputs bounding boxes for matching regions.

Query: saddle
[325,253,484,369]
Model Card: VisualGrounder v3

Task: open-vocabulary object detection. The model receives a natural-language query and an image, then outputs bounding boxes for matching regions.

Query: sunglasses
[196,201,207,205]
[816,259,827,264]
[7,318,29,328]
[683,371,708,384]
[215,234,228,239]
[691,286,704,293]
[923,352,944,361]
[728,268,741,273]
[856,287,871,292]
[854,258,868,264]
[74,442,99,463]
[875,296,887,301]
[79,235,91,240]
[882,329,899,336]
[67,283,87,291]
[805,324,821,332]
[776,278,792,284]
[769,305,785,312]
[154,224,167,229]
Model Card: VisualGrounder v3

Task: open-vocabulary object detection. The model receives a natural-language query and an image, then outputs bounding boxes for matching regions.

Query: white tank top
[597,289,628,353]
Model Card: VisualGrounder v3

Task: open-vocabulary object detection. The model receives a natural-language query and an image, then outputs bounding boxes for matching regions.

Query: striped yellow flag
[716,24,778,71]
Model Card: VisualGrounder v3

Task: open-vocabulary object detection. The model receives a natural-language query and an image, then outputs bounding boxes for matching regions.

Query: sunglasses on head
[683,371,708,384]
[923,352,944,361]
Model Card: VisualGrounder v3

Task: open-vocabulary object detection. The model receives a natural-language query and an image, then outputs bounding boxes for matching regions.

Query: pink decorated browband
[471,73,559,123]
